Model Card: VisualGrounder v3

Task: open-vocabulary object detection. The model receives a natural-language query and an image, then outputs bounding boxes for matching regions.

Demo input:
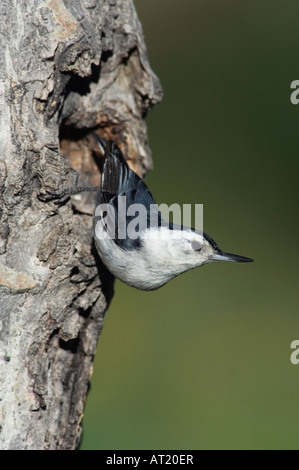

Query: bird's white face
[179,231,217,267]
[141,227,216,273]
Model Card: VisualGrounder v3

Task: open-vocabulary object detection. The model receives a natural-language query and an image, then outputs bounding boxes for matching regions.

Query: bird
[39,133,253,291]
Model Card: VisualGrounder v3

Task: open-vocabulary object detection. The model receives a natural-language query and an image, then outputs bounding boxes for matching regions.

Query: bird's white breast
[94,222,206,290]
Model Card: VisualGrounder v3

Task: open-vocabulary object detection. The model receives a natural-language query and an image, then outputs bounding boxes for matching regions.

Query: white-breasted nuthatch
[40,134,253,291]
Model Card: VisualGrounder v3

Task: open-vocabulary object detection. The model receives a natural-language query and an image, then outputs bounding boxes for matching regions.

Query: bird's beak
[211,249,254,263]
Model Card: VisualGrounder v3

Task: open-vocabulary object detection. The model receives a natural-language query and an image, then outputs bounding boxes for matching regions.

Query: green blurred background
[81,0,299,450]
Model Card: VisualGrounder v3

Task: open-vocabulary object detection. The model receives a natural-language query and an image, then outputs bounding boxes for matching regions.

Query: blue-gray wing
[95,141,163,250]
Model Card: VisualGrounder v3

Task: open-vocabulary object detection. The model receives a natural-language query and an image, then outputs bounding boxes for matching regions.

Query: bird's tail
[93,132,132,196]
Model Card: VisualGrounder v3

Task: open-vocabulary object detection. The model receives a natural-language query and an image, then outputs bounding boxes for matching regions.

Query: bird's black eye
[190,240,202,251]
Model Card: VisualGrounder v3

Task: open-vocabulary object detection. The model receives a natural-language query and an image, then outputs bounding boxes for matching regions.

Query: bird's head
[179,229,254,268]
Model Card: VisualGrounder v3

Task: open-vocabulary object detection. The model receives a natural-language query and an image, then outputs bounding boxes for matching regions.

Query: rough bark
[0,0,162,450]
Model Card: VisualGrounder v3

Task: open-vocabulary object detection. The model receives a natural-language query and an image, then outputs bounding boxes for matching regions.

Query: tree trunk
[0,0,162,450]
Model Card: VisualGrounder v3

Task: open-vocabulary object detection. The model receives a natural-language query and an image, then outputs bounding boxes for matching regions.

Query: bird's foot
[38,168,100,206]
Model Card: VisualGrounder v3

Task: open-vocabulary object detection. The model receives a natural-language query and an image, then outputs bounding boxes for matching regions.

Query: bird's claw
[38,169,80,205]
[37,189,73,206]
[38,190,61,201]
